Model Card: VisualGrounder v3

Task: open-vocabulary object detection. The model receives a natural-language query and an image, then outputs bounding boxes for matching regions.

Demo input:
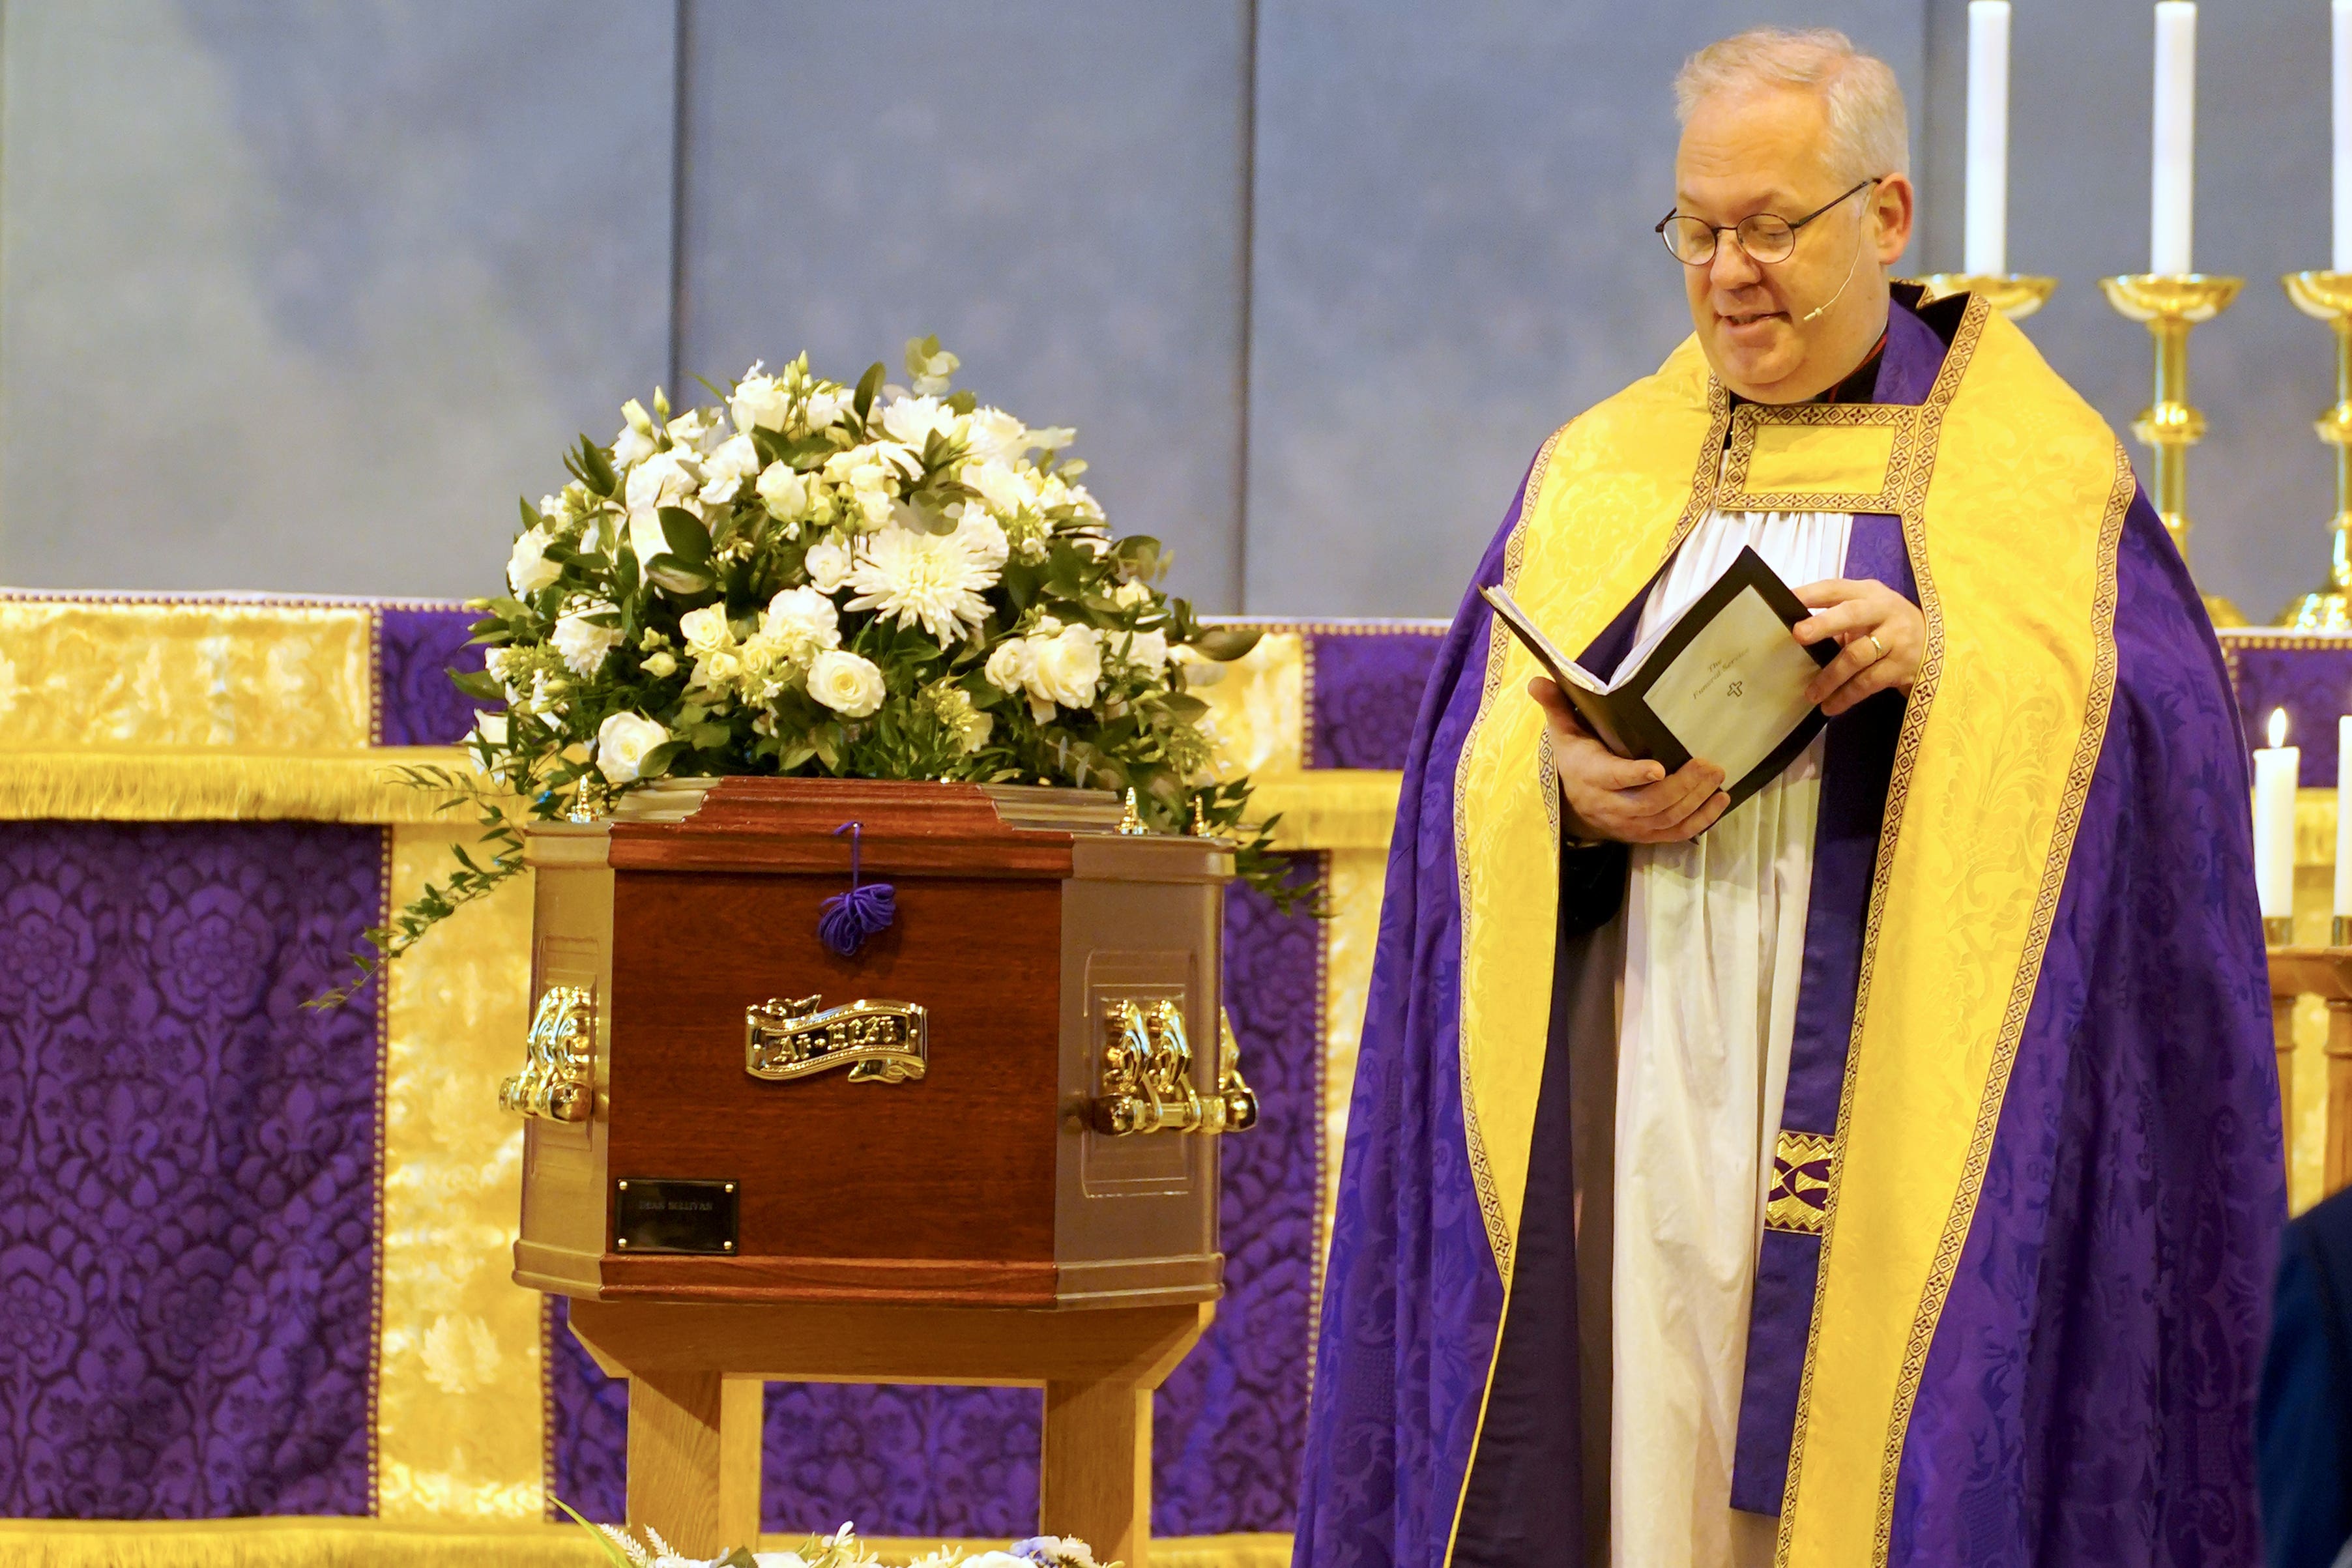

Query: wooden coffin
[508,776,1242,1311]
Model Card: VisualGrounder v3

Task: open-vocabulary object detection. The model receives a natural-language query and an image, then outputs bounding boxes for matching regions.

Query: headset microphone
[1802,224,1868,323]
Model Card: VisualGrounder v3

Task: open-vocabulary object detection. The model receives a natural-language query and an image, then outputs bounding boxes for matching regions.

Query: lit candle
[2336,0,2352,270]
[2151,1,2197,275]
[2338,716,2352,929]
[2257,707,2299,929]
[1965,1,2011,276]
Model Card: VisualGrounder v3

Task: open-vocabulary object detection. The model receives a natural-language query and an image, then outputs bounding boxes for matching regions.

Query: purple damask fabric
[547,869,1326,1536]
[1888,498,2280,1566]
[1306,633,1445,772]
[1291,471,1526,1568]
[2222,637,2352,787]
[375,605,483,747]
[0,822,383,1518]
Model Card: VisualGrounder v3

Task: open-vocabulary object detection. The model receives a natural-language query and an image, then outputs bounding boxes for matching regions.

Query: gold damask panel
[0,599,373,749]
[377,824,543,1520]
[1197,632,1304,777]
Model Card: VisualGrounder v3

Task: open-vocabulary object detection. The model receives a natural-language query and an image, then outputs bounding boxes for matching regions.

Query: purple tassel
[818,820,896,957]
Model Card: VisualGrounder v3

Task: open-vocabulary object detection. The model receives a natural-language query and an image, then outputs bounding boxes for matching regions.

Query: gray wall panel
[674,0,1251,608]
[0,0,674,596]
[1243,1,1926,617]
[1983,0,2334,624]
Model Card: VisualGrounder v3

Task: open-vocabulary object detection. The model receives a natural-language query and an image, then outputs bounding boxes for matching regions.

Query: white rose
[678,604,734,657]
[1120,629,1169,671]
[612,398,657,468]
[1111,579,1152,610]
[665,406,721,453]
[1027,624,1101,711]
[552,602,622,678]
[757,462,810,521]
[465,710,508,776]
[984,637,1035,694]
[802,387,845,431]
[699,433,760,505]
[804,538,853,593]
[730,373,792,434]
[807,648,886,718]
[762,585,841,655]
[881,394,955,451]
[626,507,673,566]
[626,448,702,515]
[595,711,669,784]
[506,526,560,594]
[961,459,1036,518]
[963,407,1029,464]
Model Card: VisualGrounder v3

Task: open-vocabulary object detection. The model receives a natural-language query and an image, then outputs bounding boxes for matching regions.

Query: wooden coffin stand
[508,777,1253,1561]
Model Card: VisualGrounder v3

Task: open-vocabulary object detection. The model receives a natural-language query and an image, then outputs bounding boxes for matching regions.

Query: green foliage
[319,343,1313,1006]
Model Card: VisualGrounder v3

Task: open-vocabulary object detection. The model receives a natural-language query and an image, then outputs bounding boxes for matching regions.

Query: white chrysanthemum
[844,525,998,644]
[506,525,559,594]
[552,600,622,678]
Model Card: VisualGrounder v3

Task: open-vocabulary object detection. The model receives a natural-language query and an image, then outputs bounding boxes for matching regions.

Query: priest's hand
[1792,579,1925,717]
[1527,676,1730,843]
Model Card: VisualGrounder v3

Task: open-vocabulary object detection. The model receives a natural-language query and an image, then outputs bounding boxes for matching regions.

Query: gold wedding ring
[1865,632,1885,661]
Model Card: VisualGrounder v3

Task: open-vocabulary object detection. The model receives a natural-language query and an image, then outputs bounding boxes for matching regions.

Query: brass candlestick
[1913,272,2059,319]
[2280,270,2352,629]
[2100,273,2247,627]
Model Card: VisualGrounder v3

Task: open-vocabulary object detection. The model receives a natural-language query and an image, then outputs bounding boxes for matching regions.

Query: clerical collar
[1726,329,1889,411]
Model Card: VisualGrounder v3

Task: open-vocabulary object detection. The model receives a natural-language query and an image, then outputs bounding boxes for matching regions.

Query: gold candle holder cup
[2100,272,2247,627]
[2280,269,2352,630]
[1913,272,2059,319]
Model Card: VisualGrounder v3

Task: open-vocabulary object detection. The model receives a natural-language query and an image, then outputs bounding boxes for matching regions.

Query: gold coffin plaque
[744,995,929,1084]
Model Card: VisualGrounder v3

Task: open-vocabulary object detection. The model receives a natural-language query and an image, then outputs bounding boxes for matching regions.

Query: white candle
[2258,708,2299,924]
[2151,1,2198,274]
[2336,716,2352,916]
[2335,0,2352,270]
[1965,2,2011,276]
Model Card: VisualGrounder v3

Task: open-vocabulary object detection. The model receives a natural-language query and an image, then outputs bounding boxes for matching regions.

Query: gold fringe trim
[0,1521,1292,1568]
[0,747,476,824]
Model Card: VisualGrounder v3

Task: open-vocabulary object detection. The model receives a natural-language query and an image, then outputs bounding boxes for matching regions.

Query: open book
[1480,546,1837,814]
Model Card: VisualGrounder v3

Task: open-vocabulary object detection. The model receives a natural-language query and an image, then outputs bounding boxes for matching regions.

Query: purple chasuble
[1290,293,2281,1568]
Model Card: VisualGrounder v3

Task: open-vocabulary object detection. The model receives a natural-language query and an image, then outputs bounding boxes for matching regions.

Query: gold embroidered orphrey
[1766,1130,1837,1236]
[744,995,929,1084]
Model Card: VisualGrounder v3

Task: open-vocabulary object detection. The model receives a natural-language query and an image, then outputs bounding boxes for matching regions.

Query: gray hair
[1674,27,1909,182]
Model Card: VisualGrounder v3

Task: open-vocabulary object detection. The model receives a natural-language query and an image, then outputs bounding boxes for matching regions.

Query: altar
[0,594,1434,1563]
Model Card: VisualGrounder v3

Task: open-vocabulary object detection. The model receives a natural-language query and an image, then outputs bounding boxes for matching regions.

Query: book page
[1642,585,1821,781]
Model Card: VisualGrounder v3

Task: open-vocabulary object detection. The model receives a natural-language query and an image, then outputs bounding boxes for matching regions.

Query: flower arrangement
[322,338,1294,1003]
[568,1511,1109,1568]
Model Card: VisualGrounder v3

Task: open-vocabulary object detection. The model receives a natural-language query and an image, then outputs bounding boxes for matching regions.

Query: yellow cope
[1449,296,2132,1567]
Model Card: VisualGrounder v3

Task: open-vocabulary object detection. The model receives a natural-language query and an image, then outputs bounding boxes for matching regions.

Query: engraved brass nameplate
[613,1177,738,1255]
[499,983,595,1122]
[744,995,929,1084]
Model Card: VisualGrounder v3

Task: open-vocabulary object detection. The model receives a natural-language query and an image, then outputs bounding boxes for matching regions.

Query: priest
[1292,26,2280,1568]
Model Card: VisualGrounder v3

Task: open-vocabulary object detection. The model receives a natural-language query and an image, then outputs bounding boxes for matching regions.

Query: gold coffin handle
[744,995,929,1084]
[1090,1000,1257,1136]
[499,984,596,1123]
